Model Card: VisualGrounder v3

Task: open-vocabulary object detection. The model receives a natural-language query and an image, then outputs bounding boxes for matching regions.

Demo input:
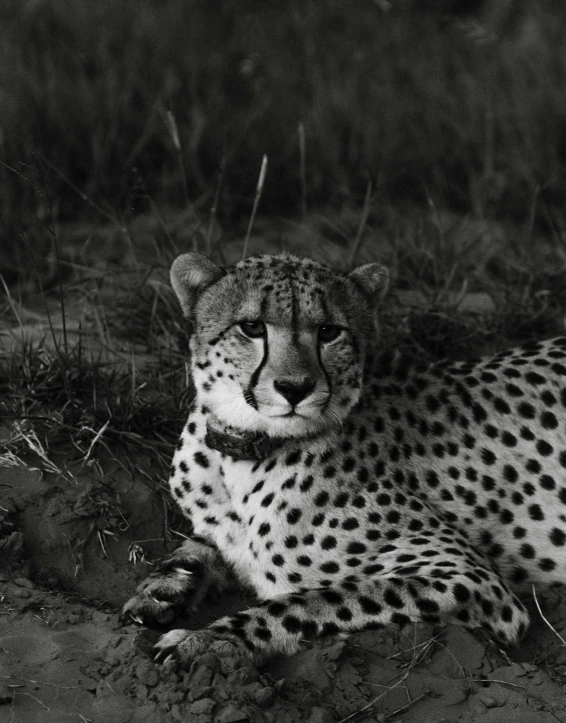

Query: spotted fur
[124,252,566,665]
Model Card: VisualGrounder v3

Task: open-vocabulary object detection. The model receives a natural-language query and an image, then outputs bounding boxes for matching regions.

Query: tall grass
[2,0,566,254]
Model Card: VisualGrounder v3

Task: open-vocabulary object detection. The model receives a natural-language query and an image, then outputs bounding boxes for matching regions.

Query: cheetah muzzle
[124,251,566,666]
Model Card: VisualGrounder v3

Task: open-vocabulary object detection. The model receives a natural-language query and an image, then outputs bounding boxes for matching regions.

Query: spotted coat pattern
[124,253,566,665]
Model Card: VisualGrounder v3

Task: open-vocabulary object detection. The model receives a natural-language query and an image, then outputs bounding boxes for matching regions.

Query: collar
[204,421,286,461]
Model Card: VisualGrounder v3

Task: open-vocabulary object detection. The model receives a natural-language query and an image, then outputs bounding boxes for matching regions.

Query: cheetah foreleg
[122,538,230,626]
[154,571,530,665]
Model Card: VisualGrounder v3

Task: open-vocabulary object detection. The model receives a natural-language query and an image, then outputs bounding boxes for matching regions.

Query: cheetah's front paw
[154,629,246,665]
[123,540,229,627]
[123,567,198,625]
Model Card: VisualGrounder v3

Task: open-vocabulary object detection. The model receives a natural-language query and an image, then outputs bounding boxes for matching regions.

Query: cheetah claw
[154,629,246,666]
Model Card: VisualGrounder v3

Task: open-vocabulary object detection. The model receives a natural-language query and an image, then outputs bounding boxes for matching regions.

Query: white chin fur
[206,390,332,438]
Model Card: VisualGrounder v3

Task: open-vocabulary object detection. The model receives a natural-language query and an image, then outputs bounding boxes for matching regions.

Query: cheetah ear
[170,253,223,319]
[347,262,389,303]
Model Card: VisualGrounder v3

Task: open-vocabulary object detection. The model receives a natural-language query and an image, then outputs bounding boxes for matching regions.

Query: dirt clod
[3,458,566,723]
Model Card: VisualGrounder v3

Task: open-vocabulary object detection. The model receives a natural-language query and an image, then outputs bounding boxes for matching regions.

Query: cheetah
[124,251,566,665]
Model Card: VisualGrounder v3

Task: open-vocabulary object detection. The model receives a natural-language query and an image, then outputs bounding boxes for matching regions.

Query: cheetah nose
[274,378,315,406]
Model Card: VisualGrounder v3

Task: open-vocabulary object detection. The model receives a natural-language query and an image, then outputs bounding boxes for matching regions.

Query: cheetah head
[171,253,388,439]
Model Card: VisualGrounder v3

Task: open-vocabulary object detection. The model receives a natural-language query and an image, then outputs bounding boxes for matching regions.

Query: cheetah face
[171,253,388,439]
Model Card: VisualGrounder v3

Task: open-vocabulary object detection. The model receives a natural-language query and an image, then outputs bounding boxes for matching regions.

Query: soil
[2,452,566,723]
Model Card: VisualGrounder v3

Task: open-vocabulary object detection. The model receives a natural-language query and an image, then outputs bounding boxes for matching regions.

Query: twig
[532,584,566,646]
[242,154,268,260]
[206,154,226,256]
[386,691,427,720]
[298,122,307,217]
[338,624,429,723]
[349,179,373,267]
[31,151,119,225]
[165,110,189,210]
[0,675,79,691]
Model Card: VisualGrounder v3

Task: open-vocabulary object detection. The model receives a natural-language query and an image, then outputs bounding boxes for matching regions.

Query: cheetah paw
[154,629,246,666]
[122,567,198,626]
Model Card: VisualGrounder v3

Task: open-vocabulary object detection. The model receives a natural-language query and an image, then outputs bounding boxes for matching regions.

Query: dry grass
[1,1,566,479]
[2,2,566,271]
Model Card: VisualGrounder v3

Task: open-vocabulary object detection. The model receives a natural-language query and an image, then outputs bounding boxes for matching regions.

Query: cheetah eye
[240,320,266,338]
[318,325,341,343]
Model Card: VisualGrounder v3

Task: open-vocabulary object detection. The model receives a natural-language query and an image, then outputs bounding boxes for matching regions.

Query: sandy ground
[2,453,566,723]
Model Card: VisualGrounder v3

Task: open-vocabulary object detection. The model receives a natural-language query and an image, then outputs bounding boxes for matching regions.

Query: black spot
[501,432,517,448]
[282,475,296,490]
[536,440,553,456]
[541,411,558,429]
[481,449,496,465]
[485,424,498,438]
[194,451,210,468]
[493,398,511,414]
[322,590,343,605]
[285,450,302,466]
[500,509,514,524]
[297,555,312,566]
[321,535,337,550]
[517,402,536,419]
[299,475,314,492]
[529,504,544,521]
[287,508,302,524]
[359,596,382,615]
[541,390,557,406]
[347,541,367,554]
[342,457,356,473]
[505,383,523,397]
[472,403,487,423]
[364,563,384,574]
[268,601,287,616]
[525,371,546,385]
[550,528,566,546]
[520,426,535,441]
[261,493,275,507]
[520,543,535,559]
[503,465,518,483]
[320,561,340,574]
[426,470,440,488]
[334,492,349,508]
[343,518,360,530]
[282,615,302,633]
[384,588,404,608]
[511,567,528,584]
[453,583,470,602]
[432,443,445,458]
[417,598,440,614]
[526,458,541,474]
[254,627,272,641]
[337,607,353,621]
[258,523,271,536]
[272,554,285,566]
[314,491,329,507]
[540,475,555,490]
